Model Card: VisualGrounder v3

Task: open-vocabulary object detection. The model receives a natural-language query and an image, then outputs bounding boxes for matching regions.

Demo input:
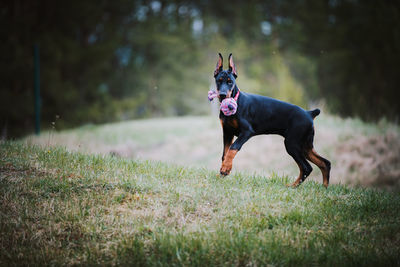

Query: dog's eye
[228,80,232,84]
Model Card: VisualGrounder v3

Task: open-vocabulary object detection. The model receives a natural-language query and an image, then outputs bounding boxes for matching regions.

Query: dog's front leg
[220,130,253,176]
[222,129,234,162]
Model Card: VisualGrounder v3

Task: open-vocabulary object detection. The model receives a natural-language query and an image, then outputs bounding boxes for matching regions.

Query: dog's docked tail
[308,108,320,119]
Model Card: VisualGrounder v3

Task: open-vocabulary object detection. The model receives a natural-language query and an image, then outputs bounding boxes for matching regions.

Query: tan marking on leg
[220,149,237,176]
[307,149,330,188]
[223,143,231,158]
[220,119,233,161]
[287,162,304,188]
[222,139,233,161]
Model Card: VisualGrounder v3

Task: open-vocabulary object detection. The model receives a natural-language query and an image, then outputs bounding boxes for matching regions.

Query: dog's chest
[221,116,240,134]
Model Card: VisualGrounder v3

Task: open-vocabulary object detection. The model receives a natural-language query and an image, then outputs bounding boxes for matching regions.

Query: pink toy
[208,89,240,116]
[208,90,218,101]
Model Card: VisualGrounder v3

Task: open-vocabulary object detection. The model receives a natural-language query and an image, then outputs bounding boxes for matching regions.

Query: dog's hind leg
[306,148,331,188]
[284,139,313,188]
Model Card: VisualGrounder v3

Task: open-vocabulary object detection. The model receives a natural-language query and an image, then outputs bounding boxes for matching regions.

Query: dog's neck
[231,85,240,99]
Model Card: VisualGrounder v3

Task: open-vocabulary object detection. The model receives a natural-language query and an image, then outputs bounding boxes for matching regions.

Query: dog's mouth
[218,92,231,102]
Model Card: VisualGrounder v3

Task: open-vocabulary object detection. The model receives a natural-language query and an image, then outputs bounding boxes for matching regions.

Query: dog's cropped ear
[214,53,223,77]
[228,53,237,78]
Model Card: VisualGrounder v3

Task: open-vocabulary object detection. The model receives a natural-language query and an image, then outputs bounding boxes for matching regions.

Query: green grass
[1,142,400,266]
[23,115,400,190]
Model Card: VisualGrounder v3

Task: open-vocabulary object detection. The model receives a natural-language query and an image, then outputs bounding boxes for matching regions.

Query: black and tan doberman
[214,53,331,187]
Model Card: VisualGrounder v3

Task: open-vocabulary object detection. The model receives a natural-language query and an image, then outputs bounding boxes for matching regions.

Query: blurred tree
[2,0,397,138]
[0,0,135,137]
[276,0,400,120]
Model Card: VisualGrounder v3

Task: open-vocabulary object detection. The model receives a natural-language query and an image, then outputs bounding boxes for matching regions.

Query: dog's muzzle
[218,93,227,102]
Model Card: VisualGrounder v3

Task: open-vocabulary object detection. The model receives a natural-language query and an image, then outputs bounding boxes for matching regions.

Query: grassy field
[24,115,400,190]
[1,142,400,265]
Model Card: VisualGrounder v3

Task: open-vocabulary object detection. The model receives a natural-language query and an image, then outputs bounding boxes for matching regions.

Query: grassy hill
[24,115,400,190]
[1,142,400,265]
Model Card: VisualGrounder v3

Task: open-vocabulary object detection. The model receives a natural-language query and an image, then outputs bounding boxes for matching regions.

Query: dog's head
[214,53,238,102]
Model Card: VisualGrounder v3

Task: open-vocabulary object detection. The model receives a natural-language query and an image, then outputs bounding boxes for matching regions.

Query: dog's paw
[220,170,229,176]
[219,169,230,176]
[219,164,232,176]
[286,180,300,188]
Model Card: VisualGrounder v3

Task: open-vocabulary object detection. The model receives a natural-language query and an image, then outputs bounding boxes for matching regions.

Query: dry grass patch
[336,130,400,190]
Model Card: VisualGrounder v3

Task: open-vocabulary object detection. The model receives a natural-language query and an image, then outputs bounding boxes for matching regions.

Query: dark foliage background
[1,0,399,137]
